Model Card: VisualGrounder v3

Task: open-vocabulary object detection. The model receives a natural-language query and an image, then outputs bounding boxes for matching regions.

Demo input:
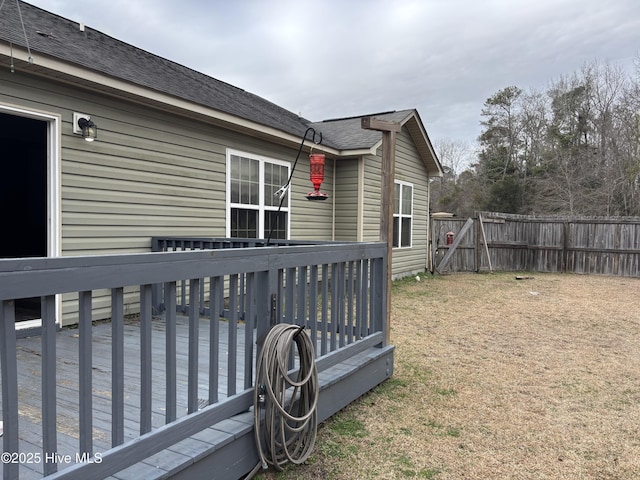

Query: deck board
[1,314,253,479]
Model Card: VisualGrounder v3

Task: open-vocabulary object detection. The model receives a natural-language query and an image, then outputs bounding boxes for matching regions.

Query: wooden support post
[361,117,401,346]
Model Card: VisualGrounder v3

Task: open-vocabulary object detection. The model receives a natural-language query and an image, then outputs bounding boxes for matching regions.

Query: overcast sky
[26,0,640,151]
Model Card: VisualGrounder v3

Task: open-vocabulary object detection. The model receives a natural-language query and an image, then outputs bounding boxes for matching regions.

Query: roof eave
[399,111,443,177]
[0,44,339,153]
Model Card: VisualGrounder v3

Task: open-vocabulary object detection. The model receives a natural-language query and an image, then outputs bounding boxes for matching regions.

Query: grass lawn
[258,272,640,479]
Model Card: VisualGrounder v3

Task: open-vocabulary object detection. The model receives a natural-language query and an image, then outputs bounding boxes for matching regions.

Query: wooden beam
[361,116,402,133]
[361,117,401,346]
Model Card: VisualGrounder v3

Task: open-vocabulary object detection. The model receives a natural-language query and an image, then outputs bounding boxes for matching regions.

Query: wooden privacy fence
[432,212,640,276]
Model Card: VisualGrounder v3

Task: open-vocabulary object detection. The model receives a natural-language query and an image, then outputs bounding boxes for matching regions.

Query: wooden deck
[1,241,393,479]
[4,314,250,479]
[4,316,393,480]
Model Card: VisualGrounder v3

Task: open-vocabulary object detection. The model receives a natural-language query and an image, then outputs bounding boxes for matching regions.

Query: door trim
[1,103,62,330]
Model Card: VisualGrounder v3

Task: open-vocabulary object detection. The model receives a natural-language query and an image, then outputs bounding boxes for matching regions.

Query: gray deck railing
[150,237,340,314]
[0,242,387,479]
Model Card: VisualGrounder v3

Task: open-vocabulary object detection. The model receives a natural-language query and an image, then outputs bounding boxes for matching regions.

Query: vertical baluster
[111,288,125,446]
[321,264,329,355]
[347,261,355,345]
[330,263,338,352]
[244,272,255,390]
[165,282,177,423]
[180,279,187,313]
[1,300,19,480]
[228,274,238,396]
[309,265,318,356]
[355,260,363,341]
[199,276,206,314]
[297,266,307,327]
[41,295,58,474]
[255,269,271,365]
[361,260,370,338]
[209,276,221,405]
[187,279,200,413]
[338,262,346,349]
[140,284,152,434]
[285,267,295,323]
[276,269,285,324]
[239,273,246,321]
[78,290,93,455]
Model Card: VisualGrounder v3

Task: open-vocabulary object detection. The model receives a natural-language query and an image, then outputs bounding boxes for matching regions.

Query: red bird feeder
[306,153,328,201]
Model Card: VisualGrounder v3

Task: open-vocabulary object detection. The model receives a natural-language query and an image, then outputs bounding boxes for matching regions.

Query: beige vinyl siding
[360,128,430,278]
[289,155,335,241]
[1,69,334,257]
[1,69,335,324]
[393,128,430,278]
[362,152,383,243]
[334,158,360,241]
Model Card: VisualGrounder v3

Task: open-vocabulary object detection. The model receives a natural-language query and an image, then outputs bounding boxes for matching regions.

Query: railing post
[151,237,163,312]
[78,290,93,456]
[111,288,125,447]
[42,295,59,475]
[255,269,271,361]
[372,250,388,347]
[187,278,200,413]
[1,300,19,480]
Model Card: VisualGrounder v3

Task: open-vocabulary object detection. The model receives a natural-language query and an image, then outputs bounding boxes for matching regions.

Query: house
[0,3,443,478]
[0,2,441,297]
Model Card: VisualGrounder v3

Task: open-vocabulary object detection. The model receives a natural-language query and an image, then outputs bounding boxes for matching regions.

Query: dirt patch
[262,272,640,479]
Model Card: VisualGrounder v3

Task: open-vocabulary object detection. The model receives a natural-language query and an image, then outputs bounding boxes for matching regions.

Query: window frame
[226,149,291,239]
[393,180,413,249]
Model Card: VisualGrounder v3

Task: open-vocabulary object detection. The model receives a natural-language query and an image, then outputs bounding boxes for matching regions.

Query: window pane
[265,163,289,207]
[231,208,258,238]
[402,186,412,215]
[231,156,259,206]
[401,218,412,247]
[230,156,240,203]
[394,183,400,214]
[230,181,240,204]
[393,217,400,248]
[264,211,288,240]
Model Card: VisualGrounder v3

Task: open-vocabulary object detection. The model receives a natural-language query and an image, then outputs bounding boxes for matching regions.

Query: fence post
[562,221,569,273]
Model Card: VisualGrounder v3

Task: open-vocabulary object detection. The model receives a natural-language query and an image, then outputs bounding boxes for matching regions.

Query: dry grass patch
[258,272,640,479]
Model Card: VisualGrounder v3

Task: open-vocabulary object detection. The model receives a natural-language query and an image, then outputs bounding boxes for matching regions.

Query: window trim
[225,149,291,239]
[393,180,413,249]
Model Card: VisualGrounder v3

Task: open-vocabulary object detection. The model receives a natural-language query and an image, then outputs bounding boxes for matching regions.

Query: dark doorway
[0,111,48,321]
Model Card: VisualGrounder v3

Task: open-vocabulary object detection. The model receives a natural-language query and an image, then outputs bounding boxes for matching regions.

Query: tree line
[432,58,640,218]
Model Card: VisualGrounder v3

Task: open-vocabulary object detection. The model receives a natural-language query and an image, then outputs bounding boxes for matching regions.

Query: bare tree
[433,138,474,181]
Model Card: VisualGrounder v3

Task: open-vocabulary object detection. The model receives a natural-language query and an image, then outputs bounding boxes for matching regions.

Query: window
[393,181,413,248]
[226,150,290,239]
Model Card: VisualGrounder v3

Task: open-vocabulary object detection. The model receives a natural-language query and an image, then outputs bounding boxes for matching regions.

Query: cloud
[24,0,640,145]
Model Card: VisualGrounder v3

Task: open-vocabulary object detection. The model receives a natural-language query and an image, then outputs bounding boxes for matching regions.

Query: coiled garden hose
[245,323,319,479]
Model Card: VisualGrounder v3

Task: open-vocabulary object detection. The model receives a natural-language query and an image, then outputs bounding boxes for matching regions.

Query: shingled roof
[311,110,442,175]
[0,1,313,140]
[0,0,441,173]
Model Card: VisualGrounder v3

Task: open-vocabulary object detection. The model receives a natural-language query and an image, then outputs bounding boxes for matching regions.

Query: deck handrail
[0,241,387,479]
